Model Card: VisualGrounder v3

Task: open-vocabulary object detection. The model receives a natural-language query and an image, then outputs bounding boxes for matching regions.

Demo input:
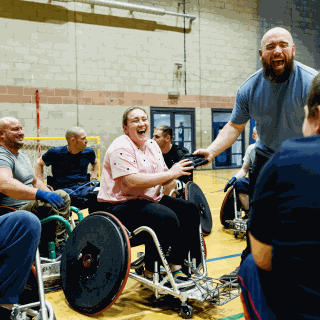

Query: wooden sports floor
[46,168,246,320]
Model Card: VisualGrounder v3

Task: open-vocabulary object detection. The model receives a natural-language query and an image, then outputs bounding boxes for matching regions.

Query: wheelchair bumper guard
[225,218,248,234]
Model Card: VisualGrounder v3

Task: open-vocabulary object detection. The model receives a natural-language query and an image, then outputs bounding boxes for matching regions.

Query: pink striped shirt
[98,135,167,203]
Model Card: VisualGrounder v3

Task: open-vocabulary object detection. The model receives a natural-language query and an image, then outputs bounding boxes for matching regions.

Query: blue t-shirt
[249,135,320,318]
[42,145,96,189]
[231,61,318,153]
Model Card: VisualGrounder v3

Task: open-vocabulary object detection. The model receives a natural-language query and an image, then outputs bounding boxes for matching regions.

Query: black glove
[36,190,65,209]
[224,177,237,192]
[181,153,209,168]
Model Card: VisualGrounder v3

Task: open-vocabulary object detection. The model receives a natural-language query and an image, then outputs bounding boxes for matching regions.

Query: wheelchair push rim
[60,211,131,315]
[185,181,212,236]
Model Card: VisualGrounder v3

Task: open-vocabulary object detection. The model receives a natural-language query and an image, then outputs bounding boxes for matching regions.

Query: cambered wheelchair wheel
[220,186,242,228]
[61,211,131,315]
[185,181,212,236]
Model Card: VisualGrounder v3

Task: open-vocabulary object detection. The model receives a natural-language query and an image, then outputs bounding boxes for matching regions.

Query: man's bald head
[261,27,294,49]
[0,117,24,153]
[0,117,20,131]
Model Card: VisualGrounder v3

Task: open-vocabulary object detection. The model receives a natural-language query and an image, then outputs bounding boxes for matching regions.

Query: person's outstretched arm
[194,121,247,165]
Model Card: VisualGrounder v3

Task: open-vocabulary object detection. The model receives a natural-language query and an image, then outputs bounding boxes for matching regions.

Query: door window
[212,111,244,168]
[151,108,195,153]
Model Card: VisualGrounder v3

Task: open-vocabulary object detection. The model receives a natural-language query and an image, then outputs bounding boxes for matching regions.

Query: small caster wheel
[180,304,193,319]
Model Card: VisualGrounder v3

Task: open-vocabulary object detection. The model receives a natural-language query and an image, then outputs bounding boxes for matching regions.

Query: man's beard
[262,54,294,83]
[7,139,24,150]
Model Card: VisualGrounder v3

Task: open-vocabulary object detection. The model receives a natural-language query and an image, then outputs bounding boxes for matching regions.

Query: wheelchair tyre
[61,212,131,315]
[220,186,238,228]
[185,182,212,236]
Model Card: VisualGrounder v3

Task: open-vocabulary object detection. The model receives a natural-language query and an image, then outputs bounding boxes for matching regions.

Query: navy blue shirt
[42,145,96,189]
[249,135,320,319]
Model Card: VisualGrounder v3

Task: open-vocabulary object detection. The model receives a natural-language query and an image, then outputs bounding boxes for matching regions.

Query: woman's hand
[169,159,194,179]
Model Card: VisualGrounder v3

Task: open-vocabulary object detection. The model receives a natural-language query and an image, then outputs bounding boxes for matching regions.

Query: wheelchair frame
[127,224,240,318]
[221,188,248,238]
[10,249,55,320]
[0,205,83,320]
[60,211,240,319]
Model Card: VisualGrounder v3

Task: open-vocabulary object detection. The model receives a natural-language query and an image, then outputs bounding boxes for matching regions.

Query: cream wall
[0,0,261,170]
[1,0,319,173]
[0,0,259,93]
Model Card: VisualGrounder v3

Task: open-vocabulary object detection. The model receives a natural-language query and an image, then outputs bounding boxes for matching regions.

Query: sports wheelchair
[220,186,248,238]
[0,205,82,320]
[60,210,240,318]
[168,180,212,236]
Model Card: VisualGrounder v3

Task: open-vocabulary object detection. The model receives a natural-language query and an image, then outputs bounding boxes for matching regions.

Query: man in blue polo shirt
[35,127,99,208]
[195,27,318,280]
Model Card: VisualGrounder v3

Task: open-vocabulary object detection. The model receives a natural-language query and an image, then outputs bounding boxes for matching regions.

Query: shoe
[219,267,239,283]
[172,269,189,282]
[164,270,195,292]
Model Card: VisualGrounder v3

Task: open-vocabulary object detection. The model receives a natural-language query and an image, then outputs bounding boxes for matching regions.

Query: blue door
[213,122,231,167]
[212,111,244,169]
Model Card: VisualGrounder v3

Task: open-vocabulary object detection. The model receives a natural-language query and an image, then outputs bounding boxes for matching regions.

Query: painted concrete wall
[0,0,319,173]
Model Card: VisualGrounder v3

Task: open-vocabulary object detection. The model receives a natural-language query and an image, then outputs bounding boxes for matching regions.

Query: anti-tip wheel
[180,304,193,319]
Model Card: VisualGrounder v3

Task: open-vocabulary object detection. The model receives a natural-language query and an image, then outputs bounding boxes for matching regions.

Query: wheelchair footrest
[225,219,248,232]
[208,278,241,306]
[41,261,61,290]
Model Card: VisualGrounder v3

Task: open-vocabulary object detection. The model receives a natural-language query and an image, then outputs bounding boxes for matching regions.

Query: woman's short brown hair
[122,107,148,126]
[307,73,320,119]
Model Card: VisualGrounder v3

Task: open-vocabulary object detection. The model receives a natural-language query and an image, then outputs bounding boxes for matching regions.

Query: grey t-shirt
[0,146,34,208]
[243,142,256,165]
[231,61,318,153]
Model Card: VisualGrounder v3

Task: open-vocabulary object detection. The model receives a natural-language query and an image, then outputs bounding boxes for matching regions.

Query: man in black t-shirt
[153,125,191,195]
